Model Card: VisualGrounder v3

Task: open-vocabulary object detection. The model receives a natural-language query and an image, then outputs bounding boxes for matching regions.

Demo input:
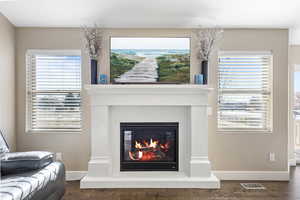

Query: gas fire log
[129,147,166,161]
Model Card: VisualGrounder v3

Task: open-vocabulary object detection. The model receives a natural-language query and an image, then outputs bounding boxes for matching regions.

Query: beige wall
[209,29,289,171]
[0,13,16,151]
[16,28,289,171]
[289,45,300,65]
[15,28,90,170]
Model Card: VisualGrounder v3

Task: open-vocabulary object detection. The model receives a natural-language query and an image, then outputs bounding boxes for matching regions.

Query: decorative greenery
[82,25,102,60]
[110,53,139,81]
[195,28,223,61]
[156,54,190,83]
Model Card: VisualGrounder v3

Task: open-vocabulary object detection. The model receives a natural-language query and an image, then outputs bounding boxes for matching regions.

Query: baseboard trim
[66,171,87,181]
[213,170,289,181]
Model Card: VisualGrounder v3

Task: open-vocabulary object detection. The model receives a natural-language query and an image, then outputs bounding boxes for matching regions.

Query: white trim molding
[213,170,290,181]
[219,50,272,56]
[26,49,81,56]
[66,171,87,181]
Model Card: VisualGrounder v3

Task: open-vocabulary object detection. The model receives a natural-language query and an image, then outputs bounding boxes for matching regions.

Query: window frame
[217,51,273,133]
[26,49,82,134]
[294,66,300,120]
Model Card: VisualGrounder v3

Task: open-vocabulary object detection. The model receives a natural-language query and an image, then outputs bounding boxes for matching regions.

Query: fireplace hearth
[120,122,178,171]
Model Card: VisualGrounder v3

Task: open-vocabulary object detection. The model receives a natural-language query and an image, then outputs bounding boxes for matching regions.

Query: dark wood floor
[63,166,299,200]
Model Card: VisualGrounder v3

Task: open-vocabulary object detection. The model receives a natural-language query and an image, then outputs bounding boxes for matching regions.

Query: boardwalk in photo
[114,57,158,83]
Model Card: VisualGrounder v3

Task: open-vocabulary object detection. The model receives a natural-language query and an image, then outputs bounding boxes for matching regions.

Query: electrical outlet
[269,152,275,162]
[56,152,63,161]
[207,107,212,116]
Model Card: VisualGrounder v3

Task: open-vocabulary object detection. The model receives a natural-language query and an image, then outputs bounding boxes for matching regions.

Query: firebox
[120,122,178,171]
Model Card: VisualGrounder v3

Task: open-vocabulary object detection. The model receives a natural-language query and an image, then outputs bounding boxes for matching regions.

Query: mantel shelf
[84,84,213,95]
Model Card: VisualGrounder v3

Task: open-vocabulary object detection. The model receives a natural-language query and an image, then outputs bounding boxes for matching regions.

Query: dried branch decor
[195,28,223,61]
[83,25,103,60]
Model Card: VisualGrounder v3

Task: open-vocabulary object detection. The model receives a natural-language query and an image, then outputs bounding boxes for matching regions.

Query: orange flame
[134,138,159,150]
[129,138,170,161]
[135,141,142,149]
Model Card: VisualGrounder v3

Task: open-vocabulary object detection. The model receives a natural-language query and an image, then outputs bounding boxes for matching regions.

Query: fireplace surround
[80,84,220,188]
[120,122,178,171]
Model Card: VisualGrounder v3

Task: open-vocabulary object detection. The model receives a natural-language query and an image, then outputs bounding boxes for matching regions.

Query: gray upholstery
[0,162,65,200]
[1,151,54,175]
[0,130,65,200]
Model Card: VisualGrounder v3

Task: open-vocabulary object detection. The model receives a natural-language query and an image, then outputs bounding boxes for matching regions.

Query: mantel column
[87,105,112,177]
[190,105,211,177]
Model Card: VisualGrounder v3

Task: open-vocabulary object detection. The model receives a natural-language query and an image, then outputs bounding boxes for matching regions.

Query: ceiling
[0,0,300,28]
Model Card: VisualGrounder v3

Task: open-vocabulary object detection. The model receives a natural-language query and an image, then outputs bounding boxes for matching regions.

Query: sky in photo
[111,37,190,50]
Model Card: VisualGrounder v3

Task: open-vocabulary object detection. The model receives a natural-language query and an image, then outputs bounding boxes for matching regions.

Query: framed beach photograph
[110,37,190,83]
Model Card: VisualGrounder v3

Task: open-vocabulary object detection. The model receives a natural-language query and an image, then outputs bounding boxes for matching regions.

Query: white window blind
[218,52,273,131]
[26,50,82,132]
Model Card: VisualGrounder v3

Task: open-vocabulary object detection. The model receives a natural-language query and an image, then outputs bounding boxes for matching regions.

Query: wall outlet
[56,152,63,161]
[269,152,275,162]
[207,107,213,116]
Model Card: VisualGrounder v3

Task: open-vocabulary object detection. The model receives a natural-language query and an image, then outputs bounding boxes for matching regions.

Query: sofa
[0,131,65,200]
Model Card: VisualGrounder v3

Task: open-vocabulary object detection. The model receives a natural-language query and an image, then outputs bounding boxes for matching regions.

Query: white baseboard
[67,170,289,181]
[66,171,87,181]
[213,170,289,181]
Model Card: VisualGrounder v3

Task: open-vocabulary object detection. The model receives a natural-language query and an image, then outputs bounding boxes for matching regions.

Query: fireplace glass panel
[120,122,178,171]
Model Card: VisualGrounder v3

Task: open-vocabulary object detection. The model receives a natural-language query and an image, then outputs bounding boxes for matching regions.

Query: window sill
[217,129,273,134]
[26,130,82,134]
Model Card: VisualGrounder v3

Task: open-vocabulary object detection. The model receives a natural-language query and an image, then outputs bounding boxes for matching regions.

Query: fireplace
[120,122,178,171]
[81,85,220,188]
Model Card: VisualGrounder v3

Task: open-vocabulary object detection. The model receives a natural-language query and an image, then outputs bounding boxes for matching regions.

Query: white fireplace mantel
[80,84,220,188]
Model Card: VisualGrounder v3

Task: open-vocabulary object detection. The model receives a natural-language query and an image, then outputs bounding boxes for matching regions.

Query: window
[217,51,273,131]
[295,68,300,120]
[26,50,82,132]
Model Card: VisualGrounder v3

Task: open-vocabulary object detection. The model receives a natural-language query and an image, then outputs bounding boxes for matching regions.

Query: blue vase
[99,74,108,84]
[194,74,204,84]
